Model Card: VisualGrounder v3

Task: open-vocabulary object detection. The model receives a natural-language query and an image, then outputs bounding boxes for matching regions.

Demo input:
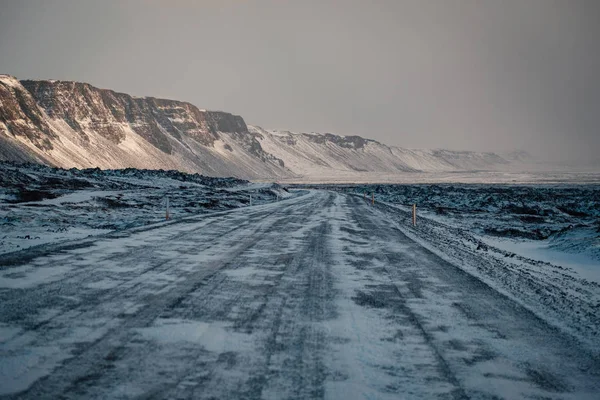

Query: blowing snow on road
[0,190,599,399]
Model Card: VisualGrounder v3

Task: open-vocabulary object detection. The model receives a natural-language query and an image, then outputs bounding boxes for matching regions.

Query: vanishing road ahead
[1,191,599,399]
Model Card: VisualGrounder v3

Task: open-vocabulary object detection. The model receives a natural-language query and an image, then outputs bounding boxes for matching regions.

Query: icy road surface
[0,191,599,399]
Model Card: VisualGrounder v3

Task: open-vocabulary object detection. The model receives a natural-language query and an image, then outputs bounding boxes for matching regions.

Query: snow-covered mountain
[1,75,517,180]
[252,127,510,176]
[0,75,288,180]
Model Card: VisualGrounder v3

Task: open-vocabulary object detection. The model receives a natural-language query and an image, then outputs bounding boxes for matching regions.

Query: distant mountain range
[0,75,531,181]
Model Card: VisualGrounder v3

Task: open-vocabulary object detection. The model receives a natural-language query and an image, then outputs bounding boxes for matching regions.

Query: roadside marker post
[413,204,417,227]
[249,194,252,206]
[166,196,170,220]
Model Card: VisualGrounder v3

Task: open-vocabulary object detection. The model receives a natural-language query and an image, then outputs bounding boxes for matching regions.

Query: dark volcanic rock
[203,111,247,134]
[303,132,372,150]
[229,130,285,167]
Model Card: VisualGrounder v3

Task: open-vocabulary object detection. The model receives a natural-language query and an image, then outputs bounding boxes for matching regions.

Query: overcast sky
[1,0,599,163]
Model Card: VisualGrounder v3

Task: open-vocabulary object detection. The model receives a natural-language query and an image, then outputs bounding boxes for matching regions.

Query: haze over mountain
[1,75,531,181]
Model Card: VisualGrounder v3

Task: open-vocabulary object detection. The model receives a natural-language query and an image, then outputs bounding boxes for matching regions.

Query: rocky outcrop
[0,76,57,151]
[303,133,371,150]
[20,80,250,153]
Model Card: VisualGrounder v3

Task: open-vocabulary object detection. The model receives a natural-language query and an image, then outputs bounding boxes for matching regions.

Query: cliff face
[304,133,371,150]
[0,75,288,179]
[0,76,57,151]
[20,80,250,152]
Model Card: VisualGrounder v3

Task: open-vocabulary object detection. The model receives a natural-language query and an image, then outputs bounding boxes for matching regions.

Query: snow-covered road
[0,190,598,399]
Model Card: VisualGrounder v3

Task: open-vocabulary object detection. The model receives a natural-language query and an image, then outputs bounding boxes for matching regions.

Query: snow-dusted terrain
[342,183,600,267]
[1,177,599,398]
[0,162,290,256]
[338,184,600,347]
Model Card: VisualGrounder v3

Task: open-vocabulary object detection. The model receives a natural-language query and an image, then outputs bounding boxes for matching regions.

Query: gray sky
[1,0,599,163]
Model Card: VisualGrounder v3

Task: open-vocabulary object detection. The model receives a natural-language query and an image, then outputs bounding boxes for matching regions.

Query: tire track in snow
[0,195,317,328]
[3,194,324,399]
[344,194,600,399]
[344,196,468,399]
[134,192,336,399]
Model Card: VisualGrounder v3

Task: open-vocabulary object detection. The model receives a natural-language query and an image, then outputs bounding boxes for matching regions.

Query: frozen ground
[0,162,292,256]
[340,183,600,264]
[0,180,599,399]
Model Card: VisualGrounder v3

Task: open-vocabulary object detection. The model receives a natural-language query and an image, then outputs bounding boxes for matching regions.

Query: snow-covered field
[0,162,292,256]
[340,183,600,266]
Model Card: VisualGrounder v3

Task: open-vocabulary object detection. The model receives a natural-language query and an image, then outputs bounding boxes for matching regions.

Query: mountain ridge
[0,75,522,180]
